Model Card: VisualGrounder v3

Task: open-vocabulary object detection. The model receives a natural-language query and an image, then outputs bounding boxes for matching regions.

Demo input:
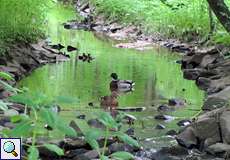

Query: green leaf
[44,144,64,156]
[84,129,103,150]
[39,108,56,128]
[110,151,134,160]
[98,112,118,129]
[10,115,22,123]
[0,100,10,111]
[116,132,139,147]
[0,71,13,80]
[0,80,19,93]
[101,155,109,160]
[56,119,77,137]
[28,146,39,160]
[9,94,34,106]
[9,120,33,137]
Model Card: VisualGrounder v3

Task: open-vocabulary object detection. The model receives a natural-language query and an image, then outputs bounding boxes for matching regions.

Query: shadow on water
[18,4,204,149]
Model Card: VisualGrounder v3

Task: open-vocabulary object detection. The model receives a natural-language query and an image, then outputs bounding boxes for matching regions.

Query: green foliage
[90,0,230,44]
[0,0,52,54]
[76,111,138,160]
[28,146,39,160]
[5,91,77,159]
[110,151,134,160]
[43,144,64,156]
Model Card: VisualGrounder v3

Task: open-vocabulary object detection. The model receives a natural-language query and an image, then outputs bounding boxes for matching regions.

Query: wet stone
[155,124,165,130]
[65,148,88,158]
[166,130,177,136]
[108,142,137,154]
[177,119,191,127]
[77,114,86,120]
[157,105,170,112]
[154,114,174,121]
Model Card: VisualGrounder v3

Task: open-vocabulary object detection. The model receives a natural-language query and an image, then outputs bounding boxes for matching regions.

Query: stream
[18,4,204,149]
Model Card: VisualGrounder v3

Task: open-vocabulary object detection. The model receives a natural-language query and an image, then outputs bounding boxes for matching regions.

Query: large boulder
[220,111,230,144]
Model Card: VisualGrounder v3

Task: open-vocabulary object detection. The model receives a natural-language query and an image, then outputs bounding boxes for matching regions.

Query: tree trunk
[207,0,230,33]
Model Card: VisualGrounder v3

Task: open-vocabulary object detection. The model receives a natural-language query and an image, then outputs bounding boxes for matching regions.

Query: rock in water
[177,119,191,127]
[155,124,166,130]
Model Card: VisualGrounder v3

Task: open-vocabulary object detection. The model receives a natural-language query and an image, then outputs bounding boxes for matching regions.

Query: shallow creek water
[18,4,204,149]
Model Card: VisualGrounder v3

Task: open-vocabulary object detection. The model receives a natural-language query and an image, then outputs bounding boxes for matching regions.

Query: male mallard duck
[110,73,135,92]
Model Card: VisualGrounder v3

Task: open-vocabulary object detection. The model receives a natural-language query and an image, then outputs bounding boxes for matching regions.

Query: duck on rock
[110,73,135,93]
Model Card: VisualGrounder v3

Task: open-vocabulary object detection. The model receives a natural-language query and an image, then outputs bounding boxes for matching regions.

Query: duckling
[49,43,65,51]
[110,73,135,92]
[100,91,119,117]
[67,45,78,52]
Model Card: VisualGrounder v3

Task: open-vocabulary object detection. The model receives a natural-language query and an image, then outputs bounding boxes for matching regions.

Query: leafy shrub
[0,0,51,47]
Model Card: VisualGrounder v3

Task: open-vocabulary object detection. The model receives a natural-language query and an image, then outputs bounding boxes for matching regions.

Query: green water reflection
[18,4,204,148]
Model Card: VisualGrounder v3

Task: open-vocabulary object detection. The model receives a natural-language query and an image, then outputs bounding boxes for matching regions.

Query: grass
[0,0,52,54]
[90,0,230,45]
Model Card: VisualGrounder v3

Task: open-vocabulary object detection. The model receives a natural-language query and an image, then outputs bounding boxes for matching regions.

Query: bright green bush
[0,0,51,44]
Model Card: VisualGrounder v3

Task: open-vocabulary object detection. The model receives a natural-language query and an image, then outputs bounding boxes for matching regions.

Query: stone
[206,143,230,156]
[176,127,198,149]
[154,114,174,122]
[168,98,186,106]
[4,109,19,116]
[76,114,86,120]
[87,119,105,129]
[155,124,165,130]
[60,138,88,150]
[125,128,135,136]
[166,130,177,136]
[220,111,230,144]
[177,119,191,127]
[202,97,228,111]
[157,105,170,112]
[192,114,220,140]
[66,148,88,158]
[108,142,136,154]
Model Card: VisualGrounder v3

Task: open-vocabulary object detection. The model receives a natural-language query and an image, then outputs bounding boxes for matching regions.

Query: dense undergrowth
[90,0,230,45]
[0,0,52,54]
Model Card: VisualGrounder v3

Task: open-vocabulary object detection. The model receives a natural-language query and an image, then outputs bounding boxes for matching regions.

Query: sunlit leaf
[43,144,64,156]
[110,151,134,160]
[9,94,34,106]
[0,80,19,93]
[28,146,39,160]
[0,100,10,111]
[98,112,118,129]
[9,120,33,137]
[0,71,13,80]
[116,132,139,147]
[39,108,56,128]
[56,119,77,137]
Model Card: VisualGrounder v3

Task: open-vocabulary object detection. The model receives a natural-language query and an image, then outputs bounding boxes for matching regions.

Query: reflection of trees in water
[144,72,157,106]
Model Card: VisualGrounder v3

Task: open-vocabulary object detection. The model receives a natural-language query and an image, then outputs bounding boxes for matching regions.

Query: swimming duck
[110,73,135,92]
[49,43,65,51]
[100,91,119,117]
[67,45,78,52]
